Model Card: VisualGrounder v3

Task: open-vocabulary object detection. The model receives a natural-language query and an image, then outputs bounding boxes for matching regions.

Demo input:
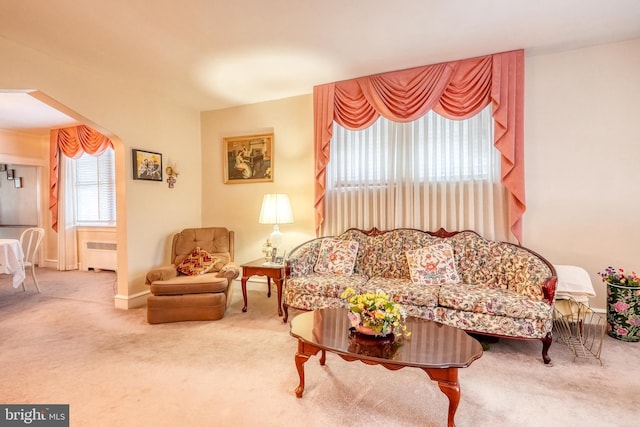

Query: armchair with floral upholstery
[145,227,240,324]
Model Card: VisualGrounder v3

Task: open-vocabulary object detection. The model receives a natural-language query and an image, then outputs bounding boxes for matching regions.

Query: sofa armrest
[542,276,558,304]
[145,265,178,285]
[286,238,326,278]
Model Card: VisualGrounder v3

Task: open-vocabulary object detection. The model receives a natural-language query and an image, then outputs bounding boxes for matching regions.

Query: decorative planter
[348,311,393,337]
[607,283,640,342]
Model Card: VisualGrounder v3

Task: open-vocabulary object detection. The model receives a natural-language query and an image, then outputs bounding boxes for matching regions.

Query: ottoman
[146,293,226,324]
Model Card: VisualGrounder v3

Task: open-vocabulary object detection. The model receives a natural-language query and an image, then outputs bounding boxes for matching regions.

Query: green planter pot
[607,283,640,342]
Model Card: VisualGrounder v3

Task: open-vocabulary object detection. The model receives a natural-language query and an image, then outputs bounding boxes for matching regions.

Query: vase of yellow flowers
[599,266,640,342]
[340,287,409,338]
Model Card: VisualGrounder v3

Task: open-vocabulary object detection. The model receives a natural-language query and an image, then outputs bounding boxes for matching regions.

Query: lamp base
[270,224,283,252]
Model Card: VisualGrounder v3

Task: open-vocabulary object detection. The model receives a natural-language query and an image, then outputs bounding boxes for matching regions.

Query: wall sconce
[165,163,179,188]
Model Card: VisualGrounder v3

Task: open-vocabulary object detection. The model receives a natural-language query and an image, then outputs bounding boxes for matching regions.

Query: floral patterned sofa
[283,228,558,364]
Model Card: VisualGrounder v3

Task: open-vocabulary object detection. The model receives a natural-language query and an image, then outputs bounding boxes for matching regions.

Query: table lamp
[258,193,293,251]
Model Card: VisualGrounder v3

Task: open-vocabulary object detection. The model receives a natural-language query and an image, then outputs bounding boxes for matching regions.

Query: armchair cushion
[150,274,228,296]
[176,247,218,276]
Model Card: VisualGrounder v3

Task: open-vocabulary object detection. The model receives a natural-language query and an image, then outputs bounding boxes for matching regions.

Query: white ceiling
[0,92,80,132]
[1,0,640,131]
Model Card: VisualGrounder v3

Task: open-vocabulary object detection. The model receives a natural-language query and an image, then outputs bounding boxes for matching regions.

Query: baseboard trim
[42,259,58,269]
[114,289,149,309]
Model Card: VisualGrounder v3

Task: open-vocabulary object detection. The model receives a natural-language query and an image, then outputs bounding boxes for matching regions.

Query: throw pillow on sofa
[314,239,359,276]
[406,243,460,285]
[176,247,218,276]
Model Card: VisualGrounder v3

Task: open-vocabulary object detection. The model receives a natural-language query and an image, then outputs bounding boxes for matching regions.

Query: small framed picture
[0,164,6,172]
[132,149,163,181]
[14,177,22,188]
[223,133,274,184]
[7,169,15,180]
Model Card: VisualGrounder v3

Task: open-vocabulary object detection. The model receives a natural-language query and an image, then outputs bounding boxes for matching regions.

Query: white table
[0,238,26,288]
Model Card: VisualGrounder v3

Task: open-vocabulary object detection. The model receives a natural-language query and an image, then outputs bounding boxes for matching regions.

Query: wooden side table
[241,258,285,317]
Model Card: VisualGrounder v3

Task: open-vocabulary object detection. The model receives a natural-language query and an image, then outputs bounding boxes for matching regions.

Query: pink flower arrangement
[598,266,640,287]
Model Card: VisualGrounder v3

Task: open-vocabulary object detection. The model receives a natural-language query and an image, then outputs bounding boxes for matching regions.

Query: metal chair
[19,227,45,293]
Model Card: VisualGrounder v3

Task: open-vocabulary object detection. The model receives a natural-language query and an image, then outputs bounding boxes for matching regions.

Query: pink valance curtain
[49,125,113,231]
[314,50,525,243]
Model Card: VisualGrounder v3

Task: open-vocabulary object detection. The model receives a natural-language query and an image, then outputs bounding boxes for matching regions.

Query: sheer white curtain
[323,105,510,241]
[57,155,78,270]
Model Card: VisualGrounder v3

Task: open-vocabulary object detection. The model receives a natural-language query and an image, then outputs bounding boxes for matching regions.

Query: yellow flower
[341,289,410,338]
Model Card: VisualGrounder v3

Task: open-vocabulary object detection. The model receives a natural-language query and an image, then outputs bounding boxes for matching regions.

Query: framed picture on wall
[6,169,15,180]
[132,149,163,181]
[223,133,274,184]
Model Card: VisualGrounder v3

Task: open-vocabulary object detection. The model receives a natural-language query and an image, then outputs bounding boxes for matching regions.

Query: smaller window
[75,148,116,224]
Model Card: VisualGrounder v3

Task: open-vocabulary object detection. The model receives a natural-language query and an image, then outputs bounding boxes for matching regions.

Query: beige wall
[0,129,49,256]
[0,37,203,307]
[201,94,316,265]
[524,38,640,309]
[0,165,38,225]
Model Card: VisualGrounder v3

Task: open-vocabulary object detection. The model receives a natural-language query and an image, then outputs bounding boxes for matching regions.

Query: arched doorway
[0,90,128,307]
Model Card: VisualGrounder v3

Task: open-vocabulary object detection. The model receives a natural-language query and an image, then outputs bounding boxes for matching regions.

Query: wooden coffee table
[289,308,483,427]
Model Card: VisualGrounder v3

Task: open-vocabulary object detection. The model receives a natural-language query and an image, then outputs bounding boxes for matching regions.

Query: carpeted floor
[0,268,638,427]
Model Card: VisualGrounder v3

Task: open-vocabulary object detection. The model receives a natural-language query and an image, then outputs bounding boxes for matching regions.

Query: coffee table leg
[424,368,460,427]
[294,341,322,398]
[294,352,309,398]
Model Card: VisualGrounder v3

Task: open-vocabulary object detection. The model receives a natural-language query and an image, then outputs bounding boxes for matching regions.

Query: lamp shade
[258,194,293,225]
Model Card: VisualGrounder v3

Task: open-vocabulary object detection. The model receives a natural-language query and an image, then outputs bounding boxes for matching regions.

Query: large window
[330,105,497,186]
[324,105,509,239]
[74,147,116,224]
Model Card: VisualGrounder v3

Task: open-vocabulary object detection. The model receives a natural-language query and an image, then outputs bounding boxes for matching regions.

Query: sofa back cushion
[445,231,552,300]
[171,227,233,272]
[340,229,439,279]
[314,239,359,276]
[406,243,460,285]
[338,228,553,300]
[289,228,553,301]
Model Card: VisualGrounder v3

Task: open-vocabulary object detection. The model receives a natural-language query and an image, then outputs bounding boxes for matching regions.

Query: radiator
[81,241,117,271]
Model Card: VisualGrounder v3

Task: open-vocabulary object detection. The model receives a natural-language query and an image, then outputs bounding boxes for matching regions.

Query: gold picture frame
[223,133,273,184]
